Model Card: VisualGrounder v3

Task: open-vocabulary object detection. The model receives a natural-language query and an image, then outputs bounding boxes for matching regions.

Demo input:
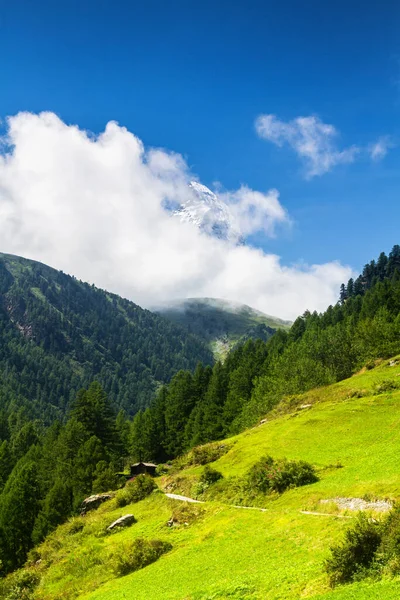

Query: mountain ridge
[0,252,214,419]
[154,296,291,357]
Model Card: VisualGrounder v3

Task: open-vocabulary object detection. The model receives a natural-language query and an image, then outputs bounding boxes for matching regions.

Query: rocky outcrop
[107,514,136,531]
[80,493,113,515]
[321,497,393,513]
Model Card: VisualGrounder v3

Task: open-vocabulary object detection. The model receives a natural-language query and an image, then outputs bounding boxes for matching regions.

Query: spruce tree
[0,441,12,492]
[164,371,195,457]
[70,382,120,453]
[32,479,73,545]
[346,278,354,298]
[339,283,347,304]
[0,461,40,572]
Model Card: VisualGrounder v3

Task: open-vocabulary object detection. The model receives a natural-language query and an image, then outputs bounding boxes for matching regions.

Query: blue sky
[0,1,399,316]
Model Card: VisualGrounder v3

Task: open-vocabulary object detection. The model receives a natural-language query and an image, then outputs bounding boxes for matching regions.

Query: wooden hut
[130,462,157,477]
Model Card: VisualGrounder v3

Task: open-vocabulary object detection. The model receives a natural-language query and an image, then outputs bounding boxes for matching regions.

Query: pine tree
[353,276,364,297]
[0,441,12,492]
[197,362,227,443]
[346,278,354,298]
[0,461,40,572]
[32,479,73,545]
[339,283,347,304]
[376,252,388,280]
[164,371,195,457]
[11,422,39,462]
[388,245,400,278]
[70,382,120,453]
[91,461,119,493]
[73,435,107,502]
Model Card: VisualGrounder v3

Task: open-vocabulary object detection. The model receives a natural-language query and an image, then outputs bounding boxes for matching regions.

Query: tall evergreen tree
[164,371,195,457]
[339,283,347,304]
[32,479,73,545]
[70,382,120,453]
[0,461,40,572]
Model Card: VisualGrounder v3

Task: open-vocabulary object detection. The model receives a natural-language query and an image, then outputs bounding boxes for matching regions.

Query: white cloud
[369,136,394,161]
[255,114,359,178]
[0,111,351,320]
[220,186,289,237]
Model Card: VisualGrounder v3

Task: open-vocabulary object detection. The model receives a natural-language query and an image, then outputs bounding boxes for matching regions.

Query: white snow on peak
[173,181,244,244]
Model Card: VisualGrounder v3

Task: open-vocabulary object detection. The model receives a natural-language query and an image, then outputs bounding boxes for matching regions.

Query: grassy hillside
[154,297,291,358]
[9,357,400,600]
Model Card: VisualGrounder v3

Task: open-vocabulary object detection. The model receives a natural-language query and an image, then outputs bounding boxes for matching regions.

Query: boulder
[80,493,113,515]
[107,514,136,531]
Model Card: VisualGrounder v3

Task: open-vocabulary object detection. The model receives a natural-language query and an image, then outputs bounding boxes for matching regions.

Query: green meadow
[14,358,400,599]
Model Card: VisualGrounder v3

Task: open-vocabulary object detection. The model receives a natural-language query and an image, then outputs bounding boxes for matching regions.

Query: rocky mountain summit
[173,181,244,244]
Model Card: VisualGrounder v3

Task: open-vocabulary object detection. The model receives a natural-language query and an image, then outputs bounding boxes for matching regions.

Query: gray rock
[321,497,393,513]
[107,514,136,531]
[80,493,113,515]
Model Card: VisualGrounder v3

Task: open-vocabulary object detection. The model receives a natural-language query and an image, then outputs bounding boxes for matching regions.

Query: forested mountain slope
[154,297,290,357]
[132,244,400,462]
[2,245,400,595]
[0,253,213,420]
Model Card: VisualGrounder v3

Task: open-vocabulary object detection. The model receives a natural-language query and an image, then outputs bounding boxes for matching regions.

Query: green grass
[11,358,400,600]
[30,287,47,302]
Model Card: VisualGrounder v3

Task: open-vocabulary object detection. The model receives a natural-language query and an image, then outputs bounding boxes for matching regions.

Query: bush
[64,517,85,536]
[378,505,400,571]
[115,474,156,508]
[199,466,223,485]
[111,538,172,577]
[373,379,400,394]
[191,443,230,465]
[325,514,382,586]
[168,503,204,526]
[247,455,318,494]
[0,570,40,600]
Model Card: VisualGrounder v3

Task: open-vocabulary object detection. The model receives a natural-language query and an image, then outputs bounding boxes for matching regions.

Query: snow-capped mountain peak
[173,181,243,244]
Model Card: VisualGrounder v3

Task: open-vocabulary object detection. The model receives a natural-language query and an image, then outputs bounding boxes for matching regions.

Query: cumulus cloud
[369,136,394,161]
[0,112,351,320]
[219,186,288,237]
[255,114,359,178]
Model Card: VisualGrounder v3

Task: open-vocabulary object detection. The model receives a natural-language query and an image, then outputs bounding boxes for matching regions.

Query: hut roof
[131,462,157,468]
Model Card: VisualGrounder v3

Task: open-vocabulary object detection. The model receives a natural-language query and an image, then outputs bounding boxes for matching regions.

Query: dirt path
[165,492,267,512]
[165,493,204,504]
[300,510,353,519]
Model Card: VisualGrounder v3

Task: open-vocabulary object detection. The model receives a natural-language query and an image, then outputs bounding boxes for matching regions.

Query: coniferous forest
[1,245,400,575]
[131,244,400,461]
[0,252,213,422]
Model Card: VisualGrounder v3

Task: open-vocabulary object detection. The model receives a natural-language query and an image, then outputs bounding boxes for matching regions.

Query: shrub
[0,570,40,600]
[199,466,223,486]
[191,443,230,465]
[155,464,169,476]
[168,503,204,526]
[115,474,156,508]
[111,538,172,577]
[247,455,318,494]
[378,505,400,570]
[365,359,376,370]
[373,379,400,394]
[325,514,382,586]
[64,517,85,536]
